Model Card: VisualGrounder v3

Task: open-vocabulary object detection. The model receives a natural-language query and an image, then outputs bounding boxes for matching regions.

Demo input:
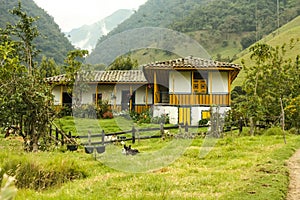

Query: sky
[33,0,148,32]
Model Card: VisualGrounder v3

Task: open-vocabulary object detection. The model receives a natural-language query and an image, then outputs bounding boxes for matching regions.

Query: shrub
[1,158,87,191]
[102,111,113,119]
[199,119,209,126]
[263,127,284,136]
[151,114,169,124]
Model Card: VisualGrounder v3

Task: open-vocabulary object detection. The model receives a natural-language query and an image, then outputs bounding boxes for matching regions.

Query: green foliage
[89,0,300,65]
[107,55,138,70]
[233,41,300,131]
[0,2,56,152]
[0,0,74,65]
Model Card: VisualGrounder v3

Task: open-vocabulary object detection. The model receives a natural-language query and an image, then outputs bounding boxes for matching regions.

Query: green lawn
[1,117,300,200]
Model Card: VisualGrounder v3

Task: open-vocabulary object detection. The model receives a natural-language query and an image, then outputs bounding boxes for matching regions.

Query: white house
[47,56,241,125]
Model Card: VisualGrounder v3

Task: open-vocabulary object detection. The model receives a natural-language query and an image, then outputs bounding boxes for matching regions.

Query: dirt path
[286,149,300,200]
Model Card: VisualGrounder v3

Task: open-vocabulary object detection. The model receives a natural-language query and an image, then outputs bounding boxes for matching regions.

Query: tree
[108,55,138,70]
[234,40,300,133]
[0,3,56,152]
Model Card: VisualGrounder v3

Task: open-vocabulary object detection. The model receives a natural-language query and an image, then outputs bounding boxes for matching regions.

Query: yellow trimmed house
[47,56,241,125]
[142,56,241,125]
[47,70,152,113]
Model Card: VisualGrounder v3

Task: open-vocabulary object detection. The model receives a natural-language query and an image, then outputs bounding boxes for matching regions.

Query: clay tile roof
[46,70,147,83]
[142,56,241,70]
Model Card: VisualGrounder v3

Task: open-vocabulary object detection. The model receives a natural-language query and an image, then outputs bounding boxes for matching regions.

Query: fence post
[132,126,136,144]
[185,122,188,133]
[49,125,52,144]
[101,130,105,145]
[160,123,164,137]
[61,132,64,146]
[55,128,59,146]
[88,131,91,146]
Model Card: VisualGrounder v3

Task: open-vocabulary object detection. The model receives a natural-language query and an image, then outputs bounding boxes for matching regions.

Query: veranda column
[154,71,158,104]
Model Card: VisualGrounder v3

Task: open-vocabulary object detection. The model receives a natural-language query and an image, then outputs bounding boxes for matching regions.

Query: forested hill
[0,0,74,65]
[87,0,300,64]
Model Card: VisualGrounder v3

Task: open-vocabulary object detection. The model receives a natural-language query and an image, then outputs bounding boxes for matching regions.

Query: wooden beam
[209,71,213,105]
[154,71,158,104]
[130,85,133,111]
[60,85,63,106]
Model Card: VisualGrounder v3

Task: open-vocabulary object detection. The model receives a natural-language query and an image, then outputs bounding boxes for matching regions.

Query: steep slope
[87,0,300,65]
[0,0,74,65]
[66,9,133,52]
[232,15,300,87]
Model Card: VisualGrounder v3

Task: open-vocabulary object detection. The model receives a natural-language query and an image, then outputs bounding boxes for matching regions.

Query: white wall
[211,71,228,93]
[52,86,61,105]
[169,71,191,93]
[81,84,97,104]
[135,85,153,104]
[191,107,211,125]
[153,106,178,124]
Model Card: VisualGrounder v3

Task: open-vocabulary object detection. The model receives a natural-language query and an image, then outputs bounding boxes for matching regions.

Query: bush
[1,157,88,191]
[102,111,113,119]
[263,127,285,136]
[199,119,209,126]
[151,114,169,124]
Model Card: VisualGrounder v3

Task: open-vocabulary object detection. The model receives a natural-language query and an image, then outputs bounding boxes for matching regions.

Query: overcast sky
[33,0,147,32]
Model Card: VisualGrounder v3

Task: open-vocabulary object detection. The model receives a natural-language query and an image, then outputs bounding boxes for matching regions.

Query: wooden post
[101,130,105,145]
[280,97,286,144]
[55,128,59,145]
[88,131,91,145]
[130,85,133,111]
[132,126,136,144]
[160,123,164,137]
[61,133,64,146]
[154,71,158,104]
[185,122,189,133]
[95,83,98,106]
[114,85,117,110]
[209,71,213,105]
[49,125,52,143]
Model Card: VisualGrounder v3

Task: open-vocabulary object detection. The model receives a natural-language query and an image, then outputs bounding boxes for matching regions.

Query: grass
[1,117,300,199]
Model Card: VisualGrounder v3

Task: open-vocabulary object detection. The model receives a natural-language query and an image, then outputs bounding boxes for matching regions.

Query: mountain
[0,0,74,65]
[232,15,300,87]
[86,0,300,65]
[66,9,134,52]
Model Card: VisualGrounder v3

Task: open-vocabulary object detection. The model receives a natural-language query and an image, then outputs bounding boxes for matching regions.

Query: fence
[50,122,240,154]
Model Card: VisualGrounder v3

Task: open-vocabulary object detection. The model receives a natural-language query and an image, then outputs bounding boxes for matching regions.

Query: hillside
[232,15,300,87]
[66,9,133,52]
[87,0,300,65]
[0,0,74,65]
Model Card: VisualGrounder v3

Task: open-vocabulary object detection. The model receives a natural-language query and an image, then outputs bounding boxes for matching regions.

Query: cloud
[33,0,147,32]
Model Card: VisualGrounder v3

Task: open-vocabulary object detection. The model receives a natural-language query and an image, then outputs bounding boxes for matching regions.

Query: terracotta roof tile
[46,70,147,83]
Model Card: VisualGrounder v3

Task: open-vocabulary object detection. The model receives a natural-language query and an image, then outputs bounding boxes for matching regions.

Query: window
[202,110,210,120]
[193,71,207,93]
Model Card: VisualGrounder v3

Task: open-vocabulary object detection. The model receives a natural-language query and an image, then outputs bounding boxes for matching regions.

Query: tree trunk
[249,117,254,136]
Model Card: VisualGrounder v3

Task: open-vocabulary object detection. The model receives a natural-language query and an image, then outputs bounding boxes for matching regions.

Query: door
[121,90,130,110]
[179,107,191,125]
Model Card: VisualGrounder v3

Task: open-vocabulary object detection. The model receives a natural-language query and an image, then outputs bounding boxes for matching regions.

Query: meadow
[1,117,300,200]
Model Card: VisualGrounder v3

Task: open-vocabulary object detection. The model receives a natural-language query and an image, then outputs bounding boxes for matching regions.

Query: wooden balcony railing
[169,93,230,106]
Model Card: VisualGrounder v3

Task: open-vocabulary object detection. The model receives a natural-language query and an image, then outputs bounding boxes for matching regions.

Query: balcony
[164,93,230,106]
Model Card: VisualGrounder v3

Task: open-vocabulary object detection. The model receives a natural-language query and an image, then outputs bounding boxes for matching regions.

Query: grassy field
[1,117,300,200]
